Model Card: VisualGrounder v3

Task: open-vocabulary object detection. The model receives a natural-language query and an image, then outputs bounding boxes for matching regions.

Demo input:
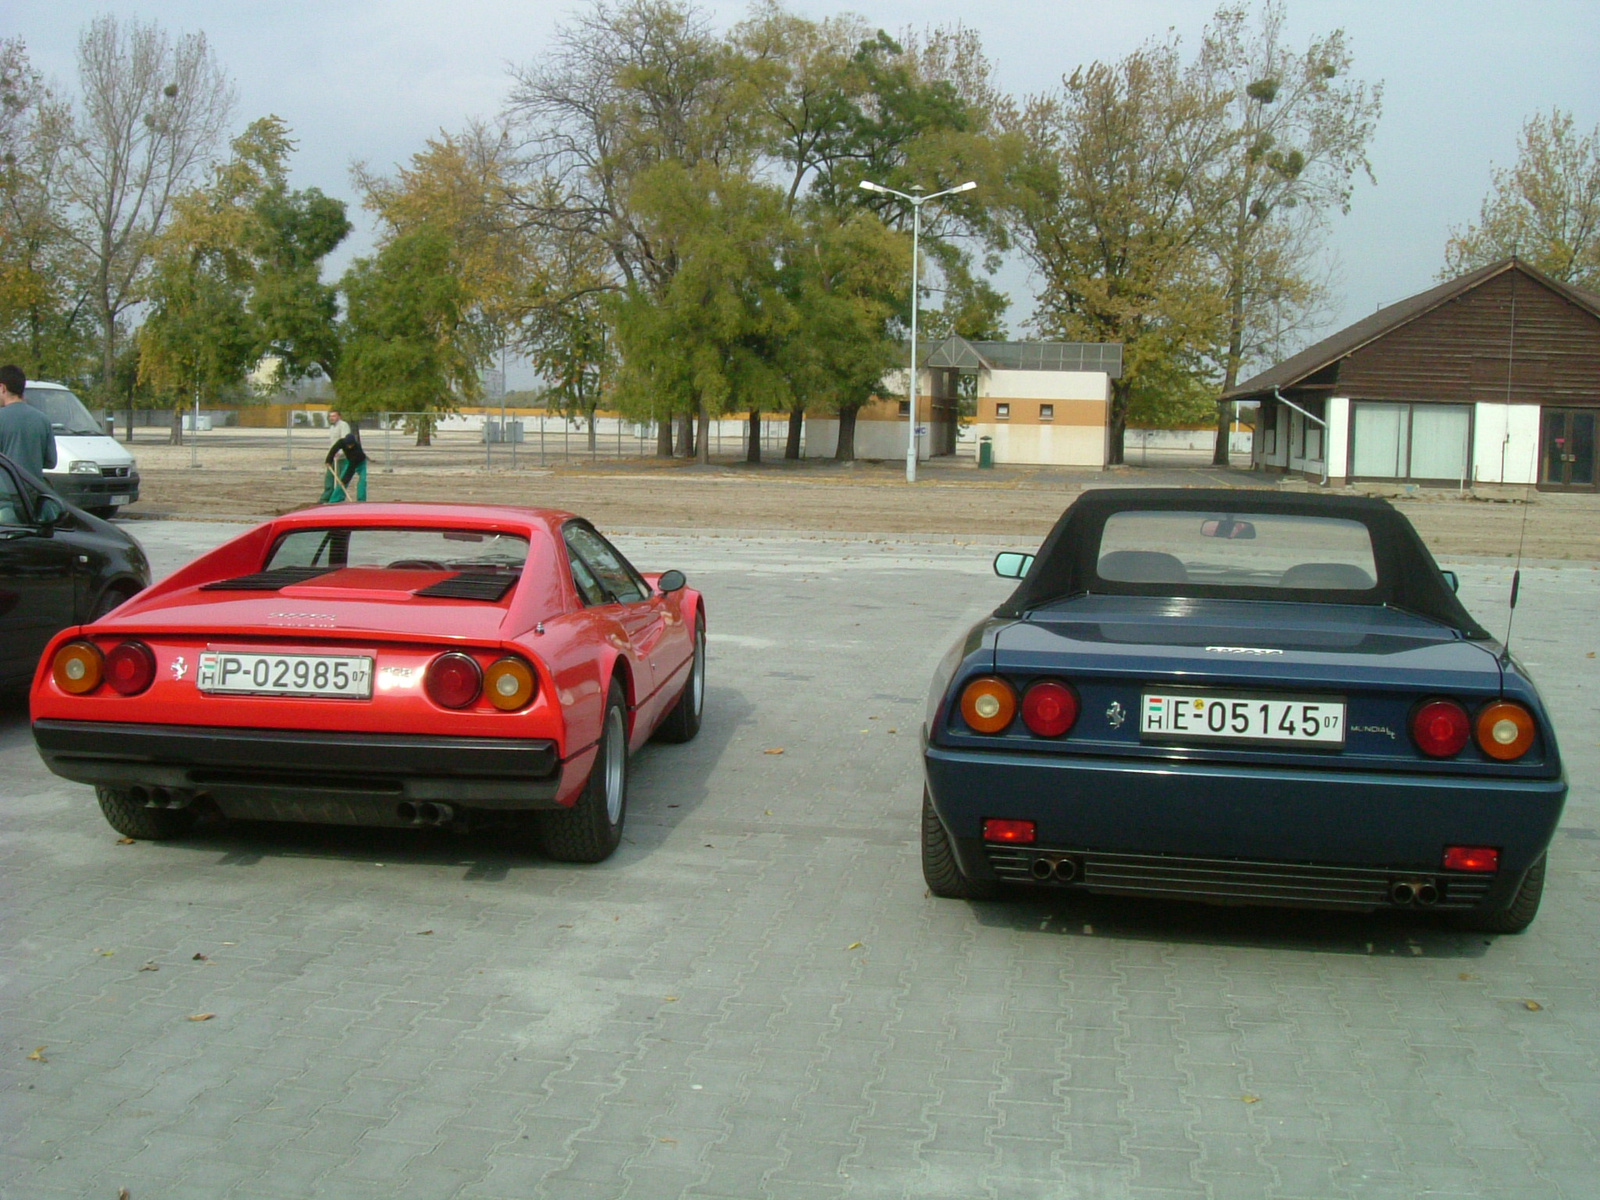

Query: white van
[23,381,140,518]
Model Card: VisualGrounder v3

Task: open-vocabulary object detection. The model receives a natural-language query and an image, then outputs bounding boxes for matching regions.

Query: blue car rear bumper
[924,743,1567,912]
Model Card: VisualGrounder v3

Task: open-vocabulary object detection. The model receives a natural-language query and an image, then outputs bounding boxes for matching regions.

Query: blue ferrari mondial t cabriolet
[921,488,1567,932]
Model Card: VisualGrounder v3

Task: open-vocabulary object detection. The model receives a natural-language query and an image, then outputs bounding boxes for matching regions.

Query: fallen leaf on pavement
[1524,1000,1543,1011]
[664,996,678,1002]
[1458,972,1476,981]
[764,748,784,755]
[187,1013,215,1022]
[1241,1094,1259,1104]
[416,930,433,936]
[116,837,136,845]
[847,942,862,950]
[192,953,208,961]
[27,1046,46,1062]
[139,962,159,972]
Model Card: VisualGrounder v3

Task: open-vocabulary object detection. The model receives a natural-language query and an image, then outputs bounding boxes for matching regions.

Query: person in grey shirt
[0,365,56,481]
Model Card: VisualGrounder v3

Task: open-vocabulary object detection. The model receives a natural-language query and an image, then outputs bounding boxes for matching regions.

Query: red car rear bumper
[33,719,567,821]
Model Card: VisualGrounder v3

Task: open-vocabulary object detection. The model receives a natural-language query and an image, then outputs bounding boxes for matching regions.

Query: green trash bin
[977,436,994,468]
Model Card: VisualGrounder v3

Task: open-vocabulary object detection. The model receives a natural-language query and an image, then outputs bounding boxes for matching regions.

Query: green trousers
[321,459,368,503]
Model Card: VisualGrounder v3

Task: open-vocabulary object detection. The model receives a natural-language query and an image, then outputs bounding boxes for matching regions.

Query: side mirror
[657,569,686,594]
[993,552,1034,579]
[1440,569,1460,594]
[36,496,66,527]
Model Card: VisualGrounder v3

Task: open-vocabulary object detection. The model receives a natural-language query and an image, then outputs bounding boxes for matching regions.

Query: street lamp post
[859,178,976,483]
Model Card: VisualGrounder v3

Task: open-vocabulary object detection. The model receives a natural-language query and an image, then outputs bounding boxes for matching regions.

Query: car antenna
[1501,257,1531,664]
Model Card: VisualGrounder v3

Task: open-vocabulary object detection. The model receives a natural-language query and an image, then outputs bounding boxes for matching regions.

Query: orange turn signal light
[1475,701,1535,761]
[484,656,536,711]
[960,676,1017,734]
[52,641,103,694]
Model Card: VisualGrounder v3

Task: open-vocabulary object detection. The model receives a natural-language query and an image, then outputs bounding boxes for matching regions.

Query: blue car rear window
[1098,511,1376,591]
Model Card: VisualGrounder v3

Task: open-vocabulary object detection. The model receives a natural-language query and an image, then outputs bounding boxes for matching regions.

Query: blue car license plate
[1141,691,1345,747]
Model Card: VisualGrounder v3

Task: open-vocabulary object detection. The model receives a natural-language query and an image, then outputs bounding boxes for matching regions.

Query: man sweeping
[320,408,368,502]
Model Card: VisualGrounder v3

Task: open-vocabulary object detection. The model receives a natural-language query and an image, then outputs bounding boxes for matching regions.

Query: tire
[922,790,998,900]
[653,616,704,743]
[96,786,196,841]
[91,586,135,621]
[1451,853,1546,934]
[537,682,628,863]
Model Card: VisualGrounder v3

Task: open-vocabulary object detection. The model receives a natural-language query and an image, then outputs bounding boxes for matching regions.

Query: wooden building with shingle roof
[1224,259,1600,491]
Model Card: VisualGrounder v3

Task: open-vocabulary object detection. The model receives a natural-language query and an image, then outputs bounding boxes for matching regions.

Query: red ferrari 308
[30,504,706,863]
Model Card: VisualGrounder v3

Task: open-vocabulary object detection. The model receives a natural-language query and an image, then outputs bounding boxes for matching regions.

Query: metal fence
[165,408,803,471]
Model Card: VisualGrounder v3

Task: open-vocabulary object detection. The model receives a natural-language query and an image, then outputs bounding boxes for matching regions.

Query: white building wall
[982,369,1109,401]
[984,423,1108,466]
[1472,403,1542,485]
[1325,397,1350,481]
[802,417,909,461]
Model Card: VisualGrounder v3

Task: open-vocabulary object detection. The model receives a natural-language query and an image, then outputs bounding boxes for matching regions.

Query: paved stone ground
[1,523,1597,1199]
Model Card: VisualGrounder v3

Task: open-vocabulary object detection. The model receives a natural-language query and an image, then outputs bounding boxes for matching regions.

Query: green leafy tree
[139,117,348,441]
[1197,1,1382,463]
[611,163,795,463]
[1005,40,1230,463]
[780,204,905,461]
[1444,109,1600,290]
[338,228,482,441]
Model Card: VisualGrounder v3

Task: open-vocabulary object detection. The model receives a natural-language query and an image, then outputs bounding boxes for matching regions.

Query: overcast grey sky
[10,0,1600,386]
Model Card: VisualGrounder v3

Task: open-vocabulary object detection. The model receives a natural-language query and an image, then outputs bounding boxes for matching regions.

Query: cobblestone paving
[2,524,1597,1199]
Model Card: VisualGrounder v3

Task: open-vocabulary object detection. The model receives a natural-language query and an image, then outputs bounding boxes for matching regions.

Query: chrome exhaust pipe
[1416,881,1441,907]
[430,803,454,825]
[1389,881,1416,906]
[130,786,150,806]
[397,801,419,823]
[1053,857,1079,882]
[1030,857,1055,881]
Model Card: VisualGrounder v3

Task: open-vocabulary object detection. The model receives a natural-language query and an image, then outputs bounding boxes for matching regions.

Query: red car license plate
[197,652,374,698]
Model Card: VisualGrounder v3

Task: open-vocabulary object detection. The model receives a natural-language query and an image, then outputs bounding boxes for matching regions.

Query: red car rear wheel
[537,680,628,863]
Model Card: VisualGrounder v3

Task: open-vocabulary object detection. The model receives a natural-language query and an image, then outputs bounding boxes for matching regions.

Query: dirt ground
[117,439,1600,561]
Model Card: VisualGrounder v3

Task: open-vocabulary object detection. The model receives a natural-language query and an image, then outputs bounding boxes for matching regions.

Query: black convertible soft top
[997,488,1491,639]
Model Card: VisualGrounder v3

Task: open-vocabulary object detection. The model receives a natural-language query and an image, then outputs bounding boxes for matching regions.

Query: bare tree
[61,14,234,402]
[1196,2,1381,464]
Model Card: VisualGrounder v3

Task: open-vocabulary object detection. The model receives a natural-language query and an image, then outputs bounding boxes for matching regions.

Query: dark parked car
[0,454,150,695]
[921,489,1566,933]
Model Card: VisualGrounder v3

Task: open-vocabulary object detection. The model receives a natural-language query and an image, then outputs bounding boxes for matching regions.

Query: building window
[1350,402,1472,482]
[898,400,910,416]
[1039,404,1054,421]
[996,403,1010,419]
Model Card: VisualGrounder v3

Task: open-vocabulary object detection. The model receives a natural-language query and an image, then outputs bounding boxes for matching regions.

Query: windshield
[1097,511,1377,591]
[266,528,529,573]
[24,387,104,436]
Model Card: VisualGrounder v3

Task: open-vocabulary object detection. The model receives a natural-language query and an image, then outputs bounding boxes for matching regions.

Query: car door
[562,523,675,705]
[0,462,78,686]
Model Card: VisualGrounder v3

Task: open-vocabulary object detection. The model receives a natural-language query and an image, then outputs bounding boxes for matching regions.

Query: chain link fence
[160,407,803,471]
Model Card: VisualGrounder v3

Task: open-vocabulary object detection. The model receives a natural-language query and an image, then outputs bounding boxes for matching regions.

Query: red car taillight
[105,641,156,695]
[960,677,1016,734]
[1411,699,1470,757]
[484,656,536,711]
[1475,701,1536,761]
[1020,680,1079,737]
[426,652,482,709]
[52,641,103,694]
